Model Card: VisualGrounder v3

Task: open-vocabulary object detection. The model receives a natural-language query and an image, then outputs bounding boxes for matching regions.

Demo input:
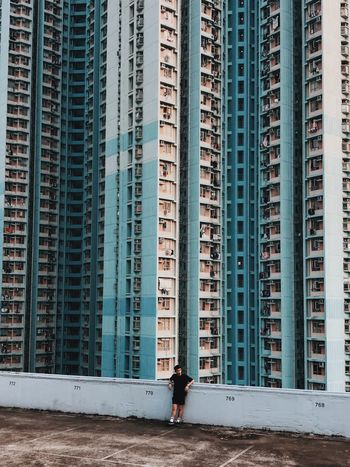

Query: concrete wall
[0,372,349,438]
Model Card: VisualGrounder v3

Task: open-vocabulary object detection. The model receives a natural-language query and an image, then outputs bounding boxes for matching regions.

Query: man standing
[168,365,194,424]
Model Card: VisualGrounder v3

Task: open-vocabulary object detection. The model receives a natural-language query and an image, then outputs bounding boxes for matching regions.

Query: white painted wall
[0,373,349,437]
[322,0,346,392]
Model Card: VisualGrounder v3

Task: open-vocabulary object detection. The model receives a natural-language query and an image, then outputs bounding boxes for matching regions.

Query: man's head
[174,364,182,375]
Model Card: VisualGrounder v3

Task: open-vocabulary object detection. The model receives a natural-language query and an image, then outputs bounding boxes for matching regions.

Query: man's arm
[185,377,194,391]
[168,376,174,390]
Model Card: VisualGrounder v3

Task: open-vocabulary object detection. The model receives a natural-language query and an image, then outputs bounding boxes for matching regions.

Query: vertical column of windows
[125,0,144,377]
[82,1,95,374]
[259,0,282,388]
[303,0,326,391]
[35,0,63,373]
[198,0,222,384]
[0,0,33,371]
[156,0,178,379]
[224,1,259,386]
[340,1,350,392]
[55,0,87,375]
[81,0,107,376]
[95,0,108,376]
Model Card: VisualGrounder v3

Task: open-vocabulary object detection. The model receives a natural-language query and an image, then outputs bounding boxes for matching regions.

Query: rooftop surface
[0,407,349,467]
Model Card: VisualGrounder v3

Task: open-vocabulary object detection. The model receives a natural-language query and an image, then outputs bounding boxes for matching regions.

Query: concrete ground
[0,408,349,466]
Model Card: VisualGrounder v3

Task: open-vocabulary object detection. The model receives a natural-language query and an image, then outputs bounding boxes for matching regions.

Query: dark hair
[174,364,182,371]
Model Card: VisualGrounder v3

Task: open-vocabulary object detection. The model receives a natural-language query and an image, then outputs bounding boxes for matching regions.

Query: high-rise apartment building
[56,0,87,375]
[258,0,299,389]
[0,0,225,382]
[256,0,349,391]
[182,0,223,383]
[224,0,259,387]
[301,0,348,392]
[101,0,224,382]
[0,0,350,393]
[0,0,64,373]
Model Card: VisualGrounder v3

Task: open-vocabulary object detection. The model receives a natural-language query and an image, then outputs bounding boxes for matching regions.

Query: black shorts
[172,392,186,405]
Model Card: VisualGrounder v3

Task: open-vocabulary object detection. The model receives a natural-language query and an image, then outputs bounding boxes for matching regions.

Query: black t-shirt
[170,373,193,395]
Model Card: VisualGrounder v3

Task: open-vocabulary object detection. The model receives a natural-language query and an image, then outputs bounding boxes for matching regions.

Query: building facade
[224,0,259,387]
[0,0,64,373]
[0,0,350,392]
[302,0,348,392]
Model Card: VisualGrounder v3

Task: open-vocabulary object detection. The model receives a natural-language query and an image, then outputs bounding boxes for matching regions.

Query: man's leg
[171,404,178,418]
[169,404,178,423]
[177,404,184,422]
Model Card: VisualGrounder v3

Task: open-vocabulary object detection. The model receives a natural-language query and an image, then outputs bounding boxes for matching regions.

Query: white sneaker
[176,417,182,424]
[169,417,175,424]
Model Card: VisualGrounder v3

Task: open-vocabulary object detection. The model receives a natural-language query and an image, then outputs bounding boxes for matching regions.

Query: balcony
[159,142,176,162]
[160,9,177,29]
[199,366,220,377]
[160,66,177,86]
[160,0,176,11]
[341,104,350,114]
[157,348,175,358]
[160,50,177,68]
[308,372,326,382]
[160,86,177,106]
[159,123,176,143]
[160,29,176,48]
[157,327,175,339]
[307,22,322,40]
[199,346,220,357]
[341,7,349,19]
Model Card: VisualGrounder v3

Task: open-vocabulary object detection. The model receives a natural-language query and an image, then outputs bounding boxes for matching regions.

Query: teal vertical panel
[187,2,202,381]
[279,0,295,388]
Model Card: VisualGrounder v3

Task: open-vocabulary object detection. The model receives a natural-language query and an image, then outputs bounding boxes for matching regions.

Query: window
[132,356,140,370]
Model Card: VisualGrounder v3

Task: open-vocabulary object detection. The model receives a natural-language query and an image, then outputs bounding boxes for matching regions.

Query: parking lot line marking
[101,427,177,460]
[218,445,254,467]
[6,426,80,445]
[32,452,145,466]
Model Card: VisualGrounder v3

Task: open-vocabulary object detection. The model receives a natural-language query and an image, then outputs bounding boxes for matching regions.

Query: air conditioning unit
[136,55,144,66]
